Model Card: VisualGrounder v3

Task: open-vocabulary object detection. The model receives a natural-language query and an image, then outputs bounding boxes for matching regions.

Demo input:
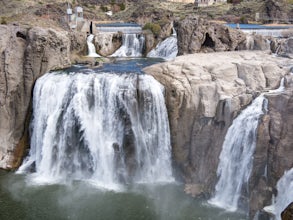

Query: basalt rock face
[144,51,290,194]
[249,73,293,218]
[94,32,122,56]
[174,15,271,55]
[262,0,289,23]
[174,16,246,55]
[0,25,79,169]
[282,202,293,220]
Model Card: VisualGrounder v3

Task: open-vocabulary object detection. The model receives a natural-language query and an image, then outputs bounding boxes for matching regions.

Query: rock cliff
[0,25,86,169]
[174,15,271,55]
[249,72,293,218]
[144,51,292,210]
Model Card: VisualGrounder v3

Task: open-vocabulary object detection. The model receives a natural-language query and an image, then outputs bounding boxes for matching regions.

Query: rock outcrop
[0,25,86,169]
[94,32,122,56]
[249,72,293,218]
[282,202,293,220]
[144,51,291,206]
[174,15,271,55]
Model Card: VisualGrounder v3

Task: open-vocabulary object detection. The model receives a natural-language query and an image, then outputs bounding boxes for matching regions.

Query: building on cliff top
[167,0,227,7]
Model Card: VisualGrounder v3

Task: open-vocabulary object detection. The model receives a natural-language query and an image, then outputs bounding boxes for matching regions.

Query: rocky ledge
[144,51,292,217]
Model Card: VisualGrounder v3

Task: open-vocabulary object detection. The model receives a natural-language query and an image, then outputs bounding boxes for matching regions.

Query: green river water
[0,170,247,220]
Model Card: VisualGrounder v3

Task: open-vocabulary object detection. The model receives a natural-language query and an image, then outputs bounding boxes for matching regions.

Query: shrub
[119,3,126,11]
[143,23,161,37]
[1,17,7,25]
[100,5,109,12]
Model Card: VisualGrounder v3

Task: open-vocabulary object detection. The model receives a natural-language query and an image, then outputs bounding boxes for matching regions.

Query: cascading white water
[209,78,286,211]
[272,168,293,220]
[147,28,178,60]
[208,95,267,211]
[87,34,100,57]
[242,29,286,38]
[18,71,174,188]
[264,168,293,220]
[110,34,144,57]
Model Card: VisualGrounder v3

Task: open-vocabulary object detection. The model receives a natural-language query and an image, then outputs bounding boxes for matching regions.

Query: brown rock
[144,51,289,192]
[174,15,273,55]
[249,73,293,218]
[0,25,75,169]
[282,202,293,220]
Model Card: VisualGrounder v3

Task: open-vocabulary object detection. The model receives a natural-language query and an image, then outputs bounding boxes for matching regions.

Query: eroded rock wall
[174,15,271,55]
[144,51,290,195]
[249,73,293,218]
[0,25,86,169]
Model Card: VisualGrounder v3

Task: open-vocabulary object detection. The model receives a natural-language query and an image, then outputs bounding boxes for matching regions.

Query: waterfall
[87,34,100,57]
[242,29,286,38]
[110,34,145,57]
[18,71,174,188]
[208,95,267,211]
[264,168,293,220]
[209,78,286,211]
[147,28,178,60]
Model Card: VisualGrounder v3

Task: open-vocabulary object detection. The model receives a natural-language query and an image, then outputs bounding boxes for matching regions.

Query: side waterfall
[273,168,293,220]
[110,34,145,57]
[209,78,286,211]
[87,34,100,57]
[147,28,178,60]
[208,95,267,211]
[18,72,174,188]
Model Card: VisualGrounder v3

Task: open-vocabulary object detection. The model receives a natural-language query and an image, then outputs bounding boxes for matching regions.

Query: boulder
[174,15,271,55]
[0,25,80,169]
[144,51,290,193]
[94,32,122,56]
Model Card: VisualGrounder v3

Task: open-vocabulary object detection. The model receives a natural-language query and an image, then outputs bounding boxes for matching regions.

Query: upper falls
[87,34,100,57]
[18,71,174,188]
[147,28,178,60]
[110,33,145,57]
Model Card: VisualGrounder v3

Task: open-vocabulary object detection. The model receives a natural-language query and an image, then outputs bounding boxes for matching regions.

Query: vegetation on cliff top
[0,0,292,30]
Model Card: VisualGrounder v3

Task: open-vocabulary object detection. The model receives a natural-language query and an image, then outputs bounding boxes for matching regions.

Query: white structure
[66,5,84,30]
[195,0,227,7]
[75,6,83,21]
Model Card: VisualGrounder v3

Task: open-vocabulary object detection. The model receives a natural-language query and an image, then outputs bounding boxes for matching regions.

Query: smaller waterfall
[147,28,178,60]
[110,34,144,57]
[264,168,293,220]
[209,77,286,212]
[87,34,100,57]
[208,95,267,211]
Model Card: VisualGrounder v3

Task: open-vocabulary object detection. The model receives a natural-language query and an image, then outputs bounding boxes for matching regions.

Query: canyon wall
[0,25,86,169]
[144,51,292,216]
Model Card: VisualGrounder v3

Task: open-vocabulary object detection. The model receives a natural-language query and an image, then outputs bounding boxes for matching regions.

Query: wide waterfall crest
[110,34,145,57]
[147,28,178,60]
[208,95,266,211]
[87,34,100,57]
[18,72,174,188]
